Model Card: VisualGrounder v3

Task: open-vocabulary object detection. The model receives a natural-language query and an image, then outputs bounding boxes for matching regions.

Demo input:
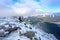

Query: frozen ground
[0,18,58,40]
[0,30,19,40]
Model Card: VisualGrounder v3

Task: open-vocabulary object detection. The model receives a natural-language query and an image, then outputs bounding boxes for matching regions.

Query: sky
[0,0,60,17]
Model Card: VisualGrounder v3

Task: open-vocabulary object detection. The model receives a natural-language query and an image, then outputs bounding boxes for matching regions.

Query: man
[18,16,23,22]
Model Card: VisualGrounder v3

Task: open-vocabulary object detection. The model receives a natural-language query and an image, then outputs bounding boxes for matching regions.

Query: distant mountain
[53,13,60,16]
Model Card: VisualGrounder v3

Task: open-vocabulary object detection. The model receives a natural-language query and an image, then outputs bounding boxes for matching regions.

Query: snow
[20,36,30,40]
[0,18,58,40]
[0,29,5,33]
[2,30,20,40]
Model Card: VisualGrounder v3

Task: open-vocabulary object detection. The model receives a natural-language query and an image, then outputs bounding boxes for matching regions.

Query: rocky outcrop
[0,18,58,40]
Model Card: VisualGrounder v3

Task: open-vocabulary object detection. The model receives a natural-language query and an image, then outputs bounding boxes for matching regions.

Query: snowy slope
[0,18,58,40]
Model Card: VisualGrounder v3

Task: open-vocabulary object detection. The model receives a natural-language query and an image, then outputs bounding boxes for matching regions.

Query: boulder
[4,25,11,31]
[0,25,4,29]
[24,31,35,39]
[8,25,17,32]
[0,29,5,37]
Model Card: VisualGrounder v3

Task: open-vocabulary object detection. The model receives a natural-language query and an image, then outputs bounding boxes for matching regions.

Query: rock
[24,31,35,39]
[4,31,9,35]
[29,27,32,29]
[0,29,5,37]
[4,25,12,31]
[9,27,17,32]
[0,25,4,29]
[10,25,17,31]
[34,37,38,40]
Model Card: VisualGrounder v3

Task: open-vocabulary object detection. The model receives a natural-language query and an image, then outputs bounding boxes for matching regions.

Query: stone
[24,31,35,39]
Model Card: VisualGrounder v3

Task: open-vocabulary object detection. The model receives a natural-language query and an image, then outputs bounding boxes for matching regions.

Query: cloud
[0,0,42,17]
[0,6,17,17]
[0,0,48,17]
[12,0,41,16]
[0,0,60,17]
[0,0,18,17]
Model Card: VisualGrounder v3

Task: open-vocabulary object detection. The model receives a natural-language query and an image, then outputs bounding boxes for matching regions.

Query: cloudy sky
[0,0,60,17]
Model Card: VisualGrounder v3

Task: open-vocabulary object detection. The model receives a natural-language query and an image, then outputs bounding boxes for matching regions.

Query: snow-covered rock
[0,29,5,37]
[0,18,58,40]
[18,23,58,40]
